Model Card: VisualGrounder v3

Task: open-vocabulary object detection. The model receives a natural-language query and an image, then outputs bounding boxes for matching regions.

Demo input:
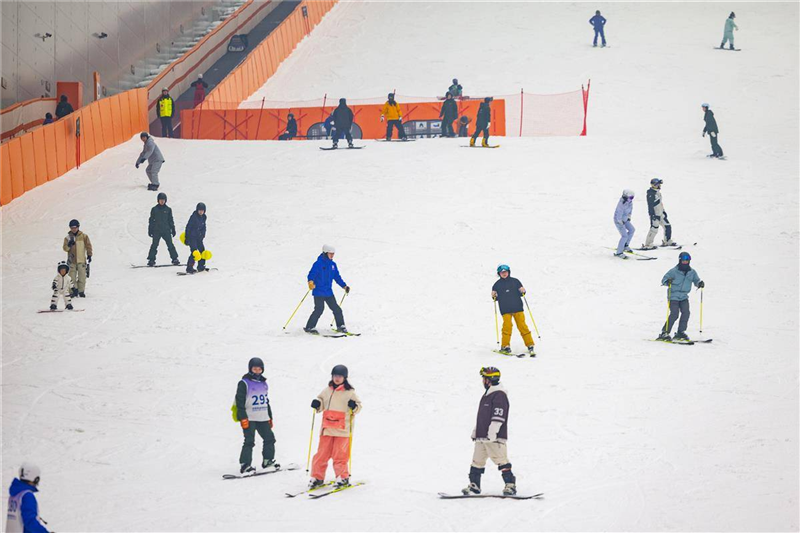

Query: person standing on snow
[720,12,738,50]
[49,262,74,311]
[6,463,50,533]
[470,97,493,147]
[658,251,704,342]
[147,192,180,267]
[589,10,607,47]
[381,93,407,141]
[643,178,675,249]
[463,367,517,496]
[330,98,355,148]
[184,202,207,274]
[439,92,458,137]
[157,87,175,138]
[62,219,92,297]
[492,265,536,356]
[701,103,724,158]
[136,132,165,191]
[234,357,279,474]
[613,189,635,258]
[309,364,362,490]
[304,245,350,334]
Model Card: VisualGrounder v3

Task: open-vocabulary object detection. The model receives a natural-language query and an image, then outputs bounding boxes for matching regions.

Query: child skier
[658,251,705,342]
[234,357,278,474]
[49,262,74,311]
[492,265,535,356]
[720,12,738,50]
[642,178,675,249]
[464,367,517,496]
[470,97,493,147]
[147,192,180,267]
[304,245,350,334]
[184,202,207,274]
[613,189,636,258]
[309,365,362,489]
[6,463,50,533]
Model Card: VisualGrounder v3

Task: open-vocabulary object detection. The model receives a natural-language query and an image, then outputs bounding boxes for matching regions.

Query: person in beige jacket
[62,219,92,297]
[309,364,362,489]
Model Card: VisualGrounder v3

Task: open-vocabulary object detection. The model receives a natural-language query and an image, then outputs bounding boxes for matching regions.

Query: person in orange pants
[492,264,536,356]
[309,364,362,489]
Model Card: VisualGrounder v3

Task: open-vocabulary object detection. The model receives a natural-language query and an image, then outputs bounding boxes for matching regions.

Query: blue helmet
[679,251,691,262]
[497,264,510,275]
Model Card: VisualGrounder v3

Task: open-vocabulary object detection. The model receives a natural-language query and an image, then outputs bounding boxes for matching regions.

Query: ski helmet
[19,463,41,485]
[248,357,264,372]
[322,244,336,254]
[196,202,206,212]
[650,178,663,187]
[157,192,167,202]
[484,97,493,104]
[69,219,80,228]
[622,189,635,199]
[497,264,511,275]
[452,78,458,84]
[288,113,294,118]
[679,251,691,262]
[480,366,501,385]
[57,261,70,274]
[331,364,348,378]
[701,103,710,109]
[388,92,395,99]
[339,98,346,105]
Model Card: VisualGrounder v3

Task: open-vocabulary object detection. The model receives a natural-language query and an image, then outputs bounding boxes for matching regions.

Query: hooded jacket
[307,253,347,297]
[662,265,702,302]
[62,230,93,264]
[6,478,48,533]
[314,383,362,437]
[381,100,402,121]
[475,102,491,128]
[148,203,176,236]
[440,98,458,121]
[137,136,165,165]
[613,197,633,225]
[184,210,207,249]
[332,103,354,130]
[703,109,719,134]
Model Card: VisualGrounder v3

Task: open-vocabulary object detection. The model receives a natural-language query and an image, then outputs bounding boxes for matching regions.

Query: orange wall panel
[54,120,68,176]
[119,94,133,140]
[99,99,115,152]
[31,129,48,186]
[43,125,58,181]
[90,104,105,154]
[80,110,96,161]
[19,134,37,192]
[109,96,124,146]
[1,143,12,205]
[65,115,77,169]
[7,139,24,200]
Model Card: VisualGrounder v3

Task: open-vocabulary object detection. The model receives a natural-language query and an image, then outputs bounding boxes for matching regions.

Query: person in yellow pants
[492,264,535,356]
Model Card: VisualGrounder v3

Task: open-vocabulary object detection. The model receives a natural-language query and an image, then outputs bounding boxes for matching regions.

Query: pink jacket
[315,384,362,437]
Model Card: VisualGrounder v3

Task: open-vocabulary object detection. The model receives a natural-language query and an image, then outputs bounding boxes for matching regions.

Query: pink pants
[311,435,350,481]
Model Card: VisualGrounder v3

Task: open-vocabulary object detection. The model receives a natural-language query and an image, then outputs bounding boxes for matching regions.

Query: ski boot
[186,268,196,275]
[348,141,354,149]
[673,332,691,342]
[469,137,476,147]
[613,252,628,259]
[462,466,483,495]
[527,345,536,357]
[656,332,672,342]
[482,138,489,147]
[78,292,86,298]
[623,246,633,254]
[332,142,338,149]
[335,476,350,488]
[49,304,57,310]
[593,43,598,47]
[309,478,325,490]
[640,244,657,250]
[304,327,319,335]
[240,464,256,475]
[661,239,676,247]
[262,458,280,470]
[147,260,155,267]
[335,326,349,334]
[171,259,181,266]
[71,288,79,298]
[66,304,74,310]
[498,346,512,355]
[503,483,518,496]
[728,43,734,50]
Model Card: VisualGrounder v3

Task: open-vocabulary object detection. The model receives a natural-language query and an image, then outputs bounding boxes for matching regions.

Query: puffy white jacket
[52,273,72,293]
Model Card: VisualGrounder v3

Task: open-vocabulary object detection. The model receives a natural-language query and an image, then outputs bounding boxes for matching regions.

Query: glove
[519,287,526,295]
[491,291,497,300]
[702,131,706,137]
[311,399,321,409]
[344,286,350,294]
[627,217,631,222]
[380,116,385,122]
[149,232,153,238]
[135,162,140,169]
[347,399,357,410]
[268,419,274,428]
[87,256,92,263]
[698,281,705,288]
[240,419,249,429]
[308,280,315,290]
[172,229,176,237]
[68,237,75,247]
[52,282,57,290]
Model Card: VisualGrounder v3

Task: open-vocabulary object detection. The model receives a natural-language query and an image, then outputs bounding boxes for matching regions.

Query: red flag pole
[581,79,591,136]
[321,93,327,122]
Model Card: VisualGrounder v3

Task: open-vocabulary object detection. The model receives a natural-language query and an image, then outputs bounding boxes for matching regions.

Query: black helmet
[387,92,395,99]
[339,98,346,105]
[484,97,493,104]
[331,364,348,378]
[140,132,149,139]
[69,219,80,228]
[452,78,458,84]
[729,11,735,18]
[248,357,264,372]
[288,113,294,118]
[480,366,501,385]
[679,251,691,262]
[196,202,206,212]
[596,10,601,15]
[157,192,167,202]
[57,261,70,274]
[650,178,663,187]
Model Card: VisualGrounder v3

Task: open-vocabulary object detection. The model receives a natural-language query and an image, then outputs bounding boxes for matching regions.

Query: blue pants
[615,221,635,254]
[593,27,606,46]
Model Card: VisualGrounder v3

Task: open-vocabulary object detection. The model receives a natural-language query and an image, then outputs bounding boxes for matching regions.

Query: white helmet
[622,189,635,199]
[322,244,335,254]
[19,462,41,485]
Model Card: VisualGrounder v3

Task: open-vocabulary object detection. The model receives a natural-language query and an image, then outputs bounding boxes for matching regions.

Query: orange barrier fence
[1,88,148,206]
[181,99,506,140]
[1,97,58,142]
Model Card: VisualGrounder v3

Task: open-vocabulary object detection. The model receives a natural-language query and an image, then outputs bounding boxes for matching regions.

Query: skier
[49,262,74,311]
[157,87,175,138]
[147,192,180,267]
[309,364,362,489]
[6,463,50,533]
[381,93,407,141]
[191,74,208,108]
[702,103,724,158]
[464,367,517,496]
[330,98,354,148]
[613,189,635,258]
[448,78,463,98]
[470,97,493,147]
[304,245,350,334]
[492,265,535,356]
[589,10,607,47]
[136,132,165,191]
[62,219,92,297]
[720,12,738,50]
[439,92,458,137]
[234,357,279,474]
[658,251,704,342]
[278,113,297,140]
[184,202,207,274]
[642,178,675,249]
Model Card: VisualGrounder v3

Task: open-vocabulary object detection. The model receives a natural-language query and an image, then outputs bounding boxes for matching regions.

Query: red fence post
[321,93,327,123]
[76,117,81,169]
[519,88,524,137]
[581,79,591,136]
[255,97,266,139]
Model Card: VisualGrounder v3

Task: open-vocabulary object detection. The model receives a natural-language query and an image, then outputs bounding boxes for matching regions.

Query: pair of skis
[649,338,713,346]
[492,349,536,359]
[306,328,361,339]
[286,482,366,499]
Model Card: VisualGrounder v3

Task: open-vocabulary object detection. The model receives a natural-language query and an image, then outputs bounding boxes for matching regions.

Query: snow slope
[2,2,798,532]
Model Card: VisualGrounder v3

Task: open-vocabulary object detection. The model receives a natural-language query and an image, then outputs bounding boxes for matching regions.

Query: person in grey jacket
[136,132,165,191]
[658,251,704,342]
[613,189,635,258]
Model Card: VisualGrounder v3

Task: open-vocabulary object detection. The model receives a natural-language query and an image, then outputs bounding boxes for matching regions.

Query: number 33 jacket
[473,384,509,443]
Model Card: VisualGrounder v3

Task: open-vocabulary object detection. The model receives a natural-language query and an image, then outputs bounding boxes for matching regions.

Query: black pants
[333,128,353,145]
[663,299,690,335]
[147,232,179,262]
[441,119,455,137]
[187,241,206,272]
[709,133,723,157]
[386,120,406,140]
[239,421,275,466]
[160,117,173,138]
[471,124,490,142]
[278,133,295,140]
[305,296,344,330]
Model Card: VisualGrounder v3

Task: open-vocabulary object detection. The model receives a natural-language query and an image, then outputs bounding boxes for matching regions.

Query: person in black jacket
[147,192,180,267]
[279,113,298,140]
[439,93,458,137]
[330,98,354,148]
[470,97,493,147]
[234,357,278,474]
[492,264,535,356]
[55,95,74,119]
[701,103,723,158]
[184,202,207,273]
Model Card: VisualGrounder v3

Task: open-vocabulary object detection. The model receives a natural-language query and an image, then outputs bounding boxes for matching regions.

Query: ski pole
[330,291,348,328]
[522,295,541,339]
[699,288,704,333]
[493,298,500,346]
[348,410,355,473]
[666,283,671,332]
[283,289,310,330]
[306,409,316,472]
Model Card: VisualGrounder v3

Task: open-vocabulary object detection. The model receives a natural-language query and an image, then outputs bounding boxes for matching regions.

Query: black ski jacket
[184,211,207,249]
[476,103,491,128]
[440,99,458,121]
[703,109,719,134]
[148,203,176,236]
[331,105,354,130]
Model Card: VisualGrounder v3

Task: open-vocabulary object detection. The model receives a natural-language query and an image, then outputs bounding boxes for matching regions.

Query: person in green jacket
[147,192,180,267]
[720,12,738,50]
[657,251,704,342]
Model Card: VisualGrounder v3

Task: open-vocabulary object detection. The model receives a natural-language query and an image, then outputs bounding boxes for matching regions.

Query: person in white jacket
[613,189,635,259]
[50,262,74,310]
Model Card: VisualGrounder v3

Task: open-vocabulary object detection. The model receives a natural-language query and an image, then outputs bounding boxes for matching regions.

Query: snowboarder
[492,265,535,356]
[470,97,493,147]
[720,12,738,50]
[439,92,458,137]
[381,93,407,140]
[49,262,74,311]
[658,251,704,342]
[589,10,607,47]
[157,87,175,138]
[448,78,463,98]
[279,113,297,140]
[304,245,350,334]
[330,98,354,148]
[613,189,635,258]
[184,202,207,274]
[191,74,209,108]
[702,103,724,158]
[62,219,92,297]
[464,367,517,496]
[147,192,180,267]
[136,132,165,191]
[642,178,675,249]
[234,357,279,474]
[6,463,50,533]
[309,364,362,489]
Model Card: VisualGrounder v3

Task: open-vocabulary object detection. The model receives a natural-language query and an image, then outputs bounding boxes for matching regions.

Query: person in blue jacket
[658,251,704,342]
[613,189,635,258]
[304,244,350,334]
[589,10,607,47]
[6,463,49,533]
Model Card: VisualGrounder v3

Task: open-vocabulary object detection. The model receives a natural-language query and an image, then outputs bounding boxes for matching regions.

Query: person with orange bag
[309,365,362,489]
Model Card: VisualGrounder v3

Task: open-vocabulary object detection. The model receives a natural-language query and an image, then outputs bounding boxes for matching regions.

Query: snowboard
[223,463,300,480]
[377,138,415,142]
[714,47,741,51]
[438,492,544,500]
[131,263,185,268]
[462,145,500,149]
[176,268,218,276]
[38,309,85,313]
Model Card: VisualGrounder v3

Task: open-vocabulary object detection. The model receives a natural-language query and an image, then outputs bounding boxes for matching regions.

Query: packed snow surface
[3,1,798,531]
